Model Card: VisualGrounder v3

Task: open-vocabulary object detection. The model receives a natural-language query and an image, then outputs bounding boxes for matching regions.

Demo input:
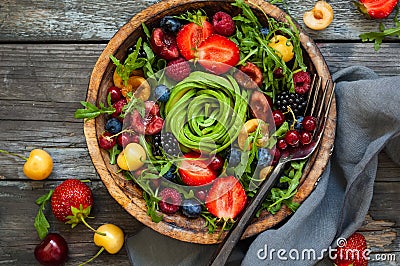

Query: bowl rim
[84,0,336,244]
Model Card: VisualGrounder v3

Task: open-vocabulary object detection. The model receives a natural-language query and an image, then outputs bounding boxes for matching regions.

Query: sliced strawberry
[176,21,213,60]
[355,0,398,19]
[197,34,240,75]
[178,152,217,186]
[205,176,247,219]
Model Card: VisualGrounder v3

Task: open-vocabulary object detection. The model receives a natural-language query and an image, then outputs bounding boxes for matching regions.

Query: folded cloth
[126,66,400,265]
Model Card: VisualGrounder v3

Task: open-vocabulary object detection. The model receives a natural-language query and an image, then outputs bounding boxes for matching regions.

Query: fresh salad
[75,0,317,234]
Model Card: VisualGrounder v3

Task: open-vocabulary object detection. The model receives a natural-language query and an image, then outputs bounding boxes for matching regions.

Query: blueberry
[257,148,273,167]
[260,27,270,36]
[295,116,304,130]
[163,164,177,181]
[228,148,241,167]
[154,84,170,102]
[105,118,122,134]
[181,199,202,218]
[160,16,182,33]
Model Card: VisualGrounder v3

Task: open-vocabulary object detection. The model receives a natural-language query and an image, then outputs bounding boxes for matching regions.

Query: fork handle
[208,161,287,266]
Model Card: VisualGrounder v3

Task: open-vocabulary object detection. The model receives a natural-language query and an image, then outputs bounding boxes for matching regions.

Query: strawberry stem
[79,246,105,266]
[80,217,106,236]
[0,149,28,161]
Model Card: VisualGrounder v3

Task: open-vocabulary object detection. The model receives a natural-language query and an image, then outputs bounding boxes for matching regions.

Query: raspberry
[158,187,182,214]
[212,11,235,36]
[165,57,191,81]
[293,71,311,94]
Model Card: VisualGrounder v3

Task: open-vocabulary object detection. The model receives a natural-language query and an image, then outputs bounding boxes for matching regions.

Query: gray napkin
[126,66,400,265]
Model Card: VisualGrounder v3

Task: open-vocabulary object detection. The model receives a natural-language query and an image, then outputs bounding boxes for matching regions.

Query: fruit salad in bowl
[77,0,335,244]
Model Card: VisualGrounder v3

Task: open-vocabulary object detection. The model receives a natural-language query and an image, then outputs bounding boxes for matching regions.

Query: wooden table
[0,1,399,265]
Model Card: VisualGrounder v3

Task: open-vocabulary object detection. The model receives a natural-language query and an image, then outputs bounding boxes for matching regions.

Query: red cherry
[99,132,116,150]
[117,132,140,147]
[112,98,127,118]
[195,190,208,202]
[106,86,123,104]
[277,139,288,150]
[300,131,313,145]
[272,110,285,127]
[284,130,300,147]
[34,233,68,266]
[302,116,317,132]
[273,67,284,78]
[208,154,224,172]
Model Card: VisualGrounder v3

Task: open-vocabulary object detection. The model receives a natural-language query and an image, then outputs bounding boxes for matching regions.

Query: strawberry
[205,176,247,219]
[197,34,240,74]
[176,20,213,60]
[355,0,399,19]
[333,232,368,266]
[51,179,94,228]
[178,152,217,186]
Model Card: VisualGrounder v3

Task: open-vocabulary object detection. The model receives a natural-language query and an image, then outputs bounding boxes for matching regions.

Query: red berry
[273,67,284,78]
[145,116,164,135]
[334,232,368,266]
[205,176,247,219]
[112,98,127,118]
[145,101,160,117]
[277,139,288,150]
[294,71,311,95]
[302,116,317,132]
[34,233,68,266]
[284,130,300,147]
[99,132,116,150]
[158,188,182,214]
[106,86,122,104]
[51,179,93,223]
[212,11,235,36]
[117,132,139,147]
[197,34,240,75]
[208,154,224,172]
[150,28,179,60]
[176,21,213,60]
[195,190,208,202]
[300,131,312,145]
[165,57,191,81]
[179,152,217,186]
[272,110,285,127]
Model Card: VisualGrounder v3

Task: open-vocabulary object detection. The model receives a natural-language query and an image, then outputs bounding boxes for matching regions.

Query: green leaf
[108,144,121,165]
[34,190,54,240]
[74,101,115,120]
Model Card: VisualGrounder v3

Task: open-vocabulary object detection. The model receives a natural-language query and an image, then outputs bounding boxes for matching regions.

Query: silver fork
[208,76,336,266]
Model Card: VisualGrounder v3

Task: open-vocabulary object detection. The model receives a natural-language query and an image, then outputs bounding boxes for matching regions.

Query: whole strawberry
[334,232,368,266]
[51,179,93,227]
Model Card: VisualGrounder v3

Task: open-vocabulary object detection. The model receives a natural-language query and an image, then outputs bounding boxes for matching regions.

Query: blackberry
[161,132,181,156]
[127,44,146,58]
[152,133,163,157]
[275,91,307,115]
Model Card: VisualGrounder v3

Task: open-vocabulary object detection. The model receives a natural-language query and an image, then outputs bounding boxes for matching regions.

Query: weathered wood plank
[0,0,399,42]
[0,180,143,265]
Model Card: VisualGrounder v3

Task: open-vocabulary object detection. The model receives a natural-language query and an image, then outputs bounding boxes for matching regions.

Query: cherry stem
[0,149,28,161]
[79,246,105,266]
[80,217,106,236]
[106,129,135,141]
[284,106,297,130]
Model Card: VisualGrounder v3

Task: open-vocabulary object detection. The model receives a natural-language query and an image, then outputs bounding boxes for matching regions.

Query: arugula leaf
[110,37,146,86]
[34,190,54,240]
[108,144,121,165]
[74,100,115,120]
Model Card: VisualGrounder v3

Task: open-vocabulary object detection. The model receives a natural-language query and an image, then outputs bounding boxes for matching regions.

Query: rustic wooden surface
[0,0,399,265]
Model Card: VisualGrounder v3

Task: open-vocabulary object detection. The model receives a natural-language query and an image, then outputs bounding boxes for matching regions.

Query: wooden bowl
[84,0,336,244]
